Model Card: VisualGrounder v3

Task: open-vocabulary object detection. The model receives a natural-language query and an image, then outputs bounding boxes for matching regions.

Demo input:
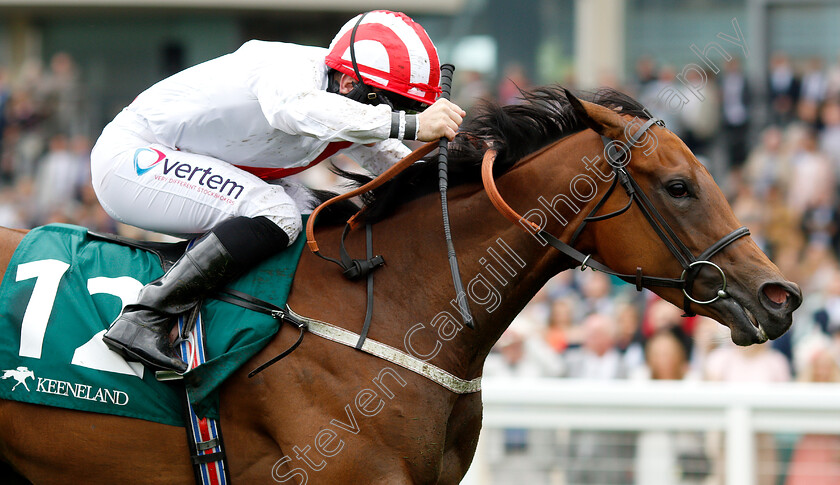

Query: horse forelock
[310,86,652,224]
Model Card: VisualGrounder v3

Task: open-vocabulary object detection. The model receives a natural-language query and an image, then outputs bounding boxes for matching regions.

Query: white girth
[286,307,481,394]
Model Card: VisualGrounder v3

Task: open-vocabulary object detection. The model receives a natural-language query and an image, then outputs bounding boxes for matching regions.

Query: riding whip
[437,64,475,329]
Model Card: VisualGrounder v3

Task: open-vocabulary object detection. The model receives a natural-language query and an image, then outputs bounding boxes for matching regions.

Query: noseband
[481,117,750,316]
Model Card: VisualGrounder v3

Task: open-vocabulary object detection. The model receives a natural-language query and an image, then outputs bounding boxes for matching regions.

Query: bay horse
[0,87,800,484]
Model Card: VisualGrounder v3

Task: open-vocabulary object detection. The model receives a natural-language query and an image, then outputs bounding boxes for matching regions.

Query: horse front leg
[436,392,483,484]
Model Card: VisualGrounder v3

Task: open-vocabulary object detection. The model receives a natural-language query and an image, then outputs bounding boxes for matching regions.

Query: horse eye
[667,181,689,198]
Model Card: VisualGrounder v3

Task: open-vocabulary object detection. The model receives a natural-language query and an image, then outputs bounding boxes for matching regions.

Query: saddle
[3,225,304,485]
[87,230,188,271]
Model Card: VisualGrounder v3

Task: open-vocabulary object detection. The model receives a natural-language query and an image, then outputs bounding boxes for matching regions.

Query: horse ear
[564,88,626,140]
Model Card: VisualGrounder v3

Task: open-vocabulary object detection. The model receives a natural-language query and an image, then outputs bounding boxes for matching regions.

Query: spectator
[689,316,728,377]
[452,70,491,112]
[483,319,563,485]
[818,100,840,169]
[634,327,709,485]
[497,63,531,106]
[799,188,839,251]
[743,126,791,197]
[39,52,89,138]
[577,271,615,318]
[4,89,47,181]
[762,183,804,260]
[32,133,87,221]
[0,183,25,228]
[799,57,827,104]
[826,53,840,100]
[678,68,720,160]
[809,267,840,335]
[720,58,751,169]
[642,297,685,337]
[768,52,799,126]
[705,343,791,485]
[640,326,697,381]
[787,128,834,217]
[563,313,632,485]
[73,182,118,233]
[630,55,658,95]
[517,285,552,331]
[785,336,840,485]
[485,318,563,378]
[639,64,684,136]
[563,313,625,380]
[544,297,582,353]
[705,342,791,383]
[731,182,769,252]
[0,67,10,182]
[614,302,646,377]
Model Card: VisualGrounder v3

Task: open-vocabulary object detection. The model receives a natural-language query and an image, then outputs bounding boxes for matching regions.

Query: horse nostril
[763,284,790,305]
[760,281,802,313]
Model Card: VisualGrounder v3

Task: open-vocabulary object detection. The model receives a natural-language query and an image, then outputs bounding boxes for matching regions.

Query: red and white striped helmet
[325,10,442,106]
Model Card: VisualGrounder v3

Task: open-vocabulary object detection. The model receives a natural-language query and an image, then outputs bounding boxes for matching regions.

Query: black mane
[315,86,651,225]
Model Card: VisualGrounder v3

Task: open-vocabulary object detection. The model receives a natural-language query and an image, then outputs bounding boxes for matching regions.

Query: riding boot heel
[102,233,238,373]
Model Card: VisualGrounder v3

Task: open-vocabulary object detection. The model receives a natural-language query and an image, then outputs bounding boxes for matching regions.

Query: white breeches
[91,110,310,240]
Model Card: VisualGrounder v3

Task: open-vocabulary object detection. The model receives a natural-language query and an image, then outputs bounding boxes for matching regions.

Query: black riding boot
[103,233,238,372]
[103,216,290,373]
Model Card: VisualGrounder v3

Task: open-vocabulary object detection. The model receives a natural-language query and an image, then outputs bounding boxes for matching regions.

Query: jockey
[90,10,465,373]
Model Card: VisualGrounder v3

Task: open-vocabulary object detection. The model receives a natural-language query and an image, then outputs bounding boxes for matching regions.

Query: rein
[233,141,439,377]
[481,117,750,316]
[304,141,437,260]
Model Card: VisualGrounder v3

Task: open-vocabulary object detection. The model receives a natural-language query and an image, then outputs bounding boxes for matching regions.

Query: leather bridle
[481,117,750,316]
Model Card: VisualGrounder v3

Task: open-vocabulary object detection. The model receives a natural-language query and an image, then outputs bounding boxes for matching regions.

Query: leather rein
[242,116,748,377]
[481,117,750,317]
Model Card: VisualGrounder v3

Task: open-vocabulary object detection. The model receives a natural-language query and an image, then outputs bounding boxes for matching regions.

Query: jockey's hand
[416,99,466,141]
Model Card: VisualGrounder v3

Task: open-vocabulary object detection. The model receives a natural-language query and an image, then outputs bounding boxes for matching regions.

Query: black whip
[437,64,475,329]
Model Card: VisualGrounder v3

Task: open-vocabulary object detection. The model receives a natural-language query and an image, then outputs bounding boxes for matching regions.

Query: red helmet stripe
[325,10,442,105]
[409,19,440,93]
[328,24,411,85]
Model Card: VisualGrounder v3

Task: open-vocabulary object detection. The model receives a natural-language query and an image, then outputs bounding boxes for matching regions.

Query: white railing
[462,378,840,485]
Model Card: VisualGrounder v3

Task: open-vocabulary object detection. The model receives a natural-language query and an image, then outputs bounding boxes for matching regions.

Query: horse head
[564,91,801,345]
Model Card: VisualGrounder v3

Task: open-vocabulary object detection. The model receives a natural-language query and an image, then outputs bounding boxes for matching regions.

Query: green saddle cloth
[0,222,305,426]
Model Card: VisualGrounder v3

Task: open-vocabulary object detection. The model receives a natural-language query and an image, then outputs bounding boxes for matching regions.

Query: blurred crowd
[0,52,114,236]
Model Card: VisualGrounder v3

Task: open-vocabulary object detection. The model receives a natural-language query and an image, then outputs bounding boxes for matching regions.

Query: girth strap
[212,288,308,377]
[208,289,481,393]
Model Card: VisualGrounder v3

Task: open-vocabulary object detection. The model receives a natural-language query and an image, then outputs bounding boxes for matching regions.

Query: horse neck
[371,131,607,379]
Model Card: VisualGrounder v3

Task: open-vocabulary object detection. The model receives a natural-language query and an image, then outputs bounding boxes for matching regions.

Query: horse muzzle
[713,279,802,345]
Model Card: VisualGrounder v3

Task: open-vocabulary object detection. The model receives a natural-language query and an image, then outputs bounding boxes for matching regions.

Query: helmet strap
[347,11,382,106]
[344,81,378,105]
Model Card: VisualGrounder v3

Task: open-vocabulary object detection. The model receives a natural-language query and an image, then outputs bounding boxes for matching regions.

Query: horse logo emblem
[2,366,34,392]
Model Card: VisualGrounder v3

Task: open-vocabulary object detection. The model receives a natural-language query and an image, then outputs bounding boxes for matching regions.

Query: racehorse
[0,87,800,484]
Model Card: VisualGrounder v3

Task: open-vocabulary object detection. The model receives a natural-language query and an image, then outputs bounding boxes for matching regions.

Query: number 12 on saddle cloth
[0,222,307,424]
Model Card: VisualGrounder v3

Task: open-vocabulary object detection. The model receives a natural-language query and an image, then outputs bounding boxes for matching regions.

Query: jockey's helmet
[325,10,442,111]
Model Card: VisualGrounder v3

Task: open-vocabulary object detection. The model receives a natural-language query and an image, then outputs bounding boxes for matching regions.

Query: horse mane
[312,86,652,225]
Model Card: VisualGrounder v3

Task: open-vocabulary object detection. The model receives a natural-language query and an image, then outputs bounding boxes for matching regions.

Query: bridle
[481,116,750,317]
